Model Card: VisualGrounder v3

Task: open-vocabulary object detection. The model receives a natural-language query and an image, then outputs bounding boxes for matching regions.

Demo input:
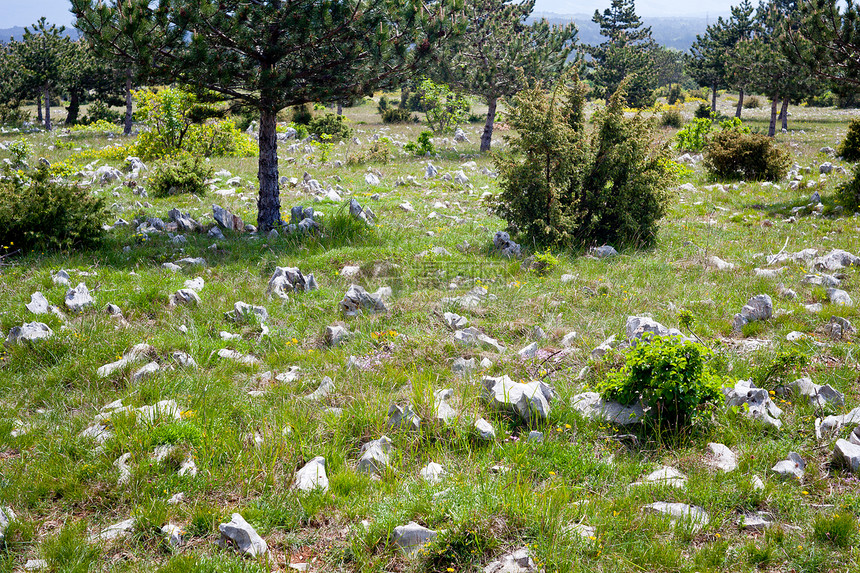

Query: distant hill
[0,26,79,43]
[530,12,727,52]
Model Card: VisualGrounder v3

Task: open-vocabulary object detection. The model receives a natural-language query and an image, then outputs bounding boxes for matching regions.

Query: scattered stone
[217,348,260,365]
[816,407,860,439]
[178,457,198,477]
[364,172,380,186]
[571,392,644,425]
[561,332,578,347]
[824,316,855,340]
[325,324,350,346]
[357,436,392,474]
[827,288,853,306]
[732,294,773,332]
[91,518,136,542]
[625,316,684,341]
[0,507,16,545]
[724,379,783,430]
[97,343,156,377]
[25,292,51,314]
[420,462,447,484]
[131,361,160,383]
[65,283,94,312]
[294,456,328,492]
[518,342,538,359]
[162,523,183,547]
[481,375,554,422]
[169,289,200,307]
[563,523,595,540]
[340,284,388,316]
[167,493,185,505]
[528,430,544,443]
[590,335,616,359]
[790,377,844,409]
[751,475,766,491]
[6,322,53,345]
[483,548,537,573]
[225,301,269,323]
[772,452,806,481]
[813,249,859,272]
[643,502,709,531]
[114,452,132,484]
[218,513,268,557]
[452,356,477,377]
[708,256,734,271]
[590,245,618,258]
[706,443,738,472]
[475,418,496,440]
[213,204,245,231]
[454,327,505,353]
[184,277,205,291]
[493,231,521,258]
[739,513,774,531]
[24,559,48,571]
[433,389,458,422]
[443,312,468,330]
[833,439,860,473]
[638,467,687,488]
[442,286,497,309]
[392,522,437,556]
[387,403,421,431]
[303,376,334,401]
[52,270,71,286]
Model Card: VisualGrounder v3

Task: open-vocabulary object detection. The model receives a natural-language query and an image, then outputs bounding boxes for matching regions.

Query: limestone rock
[443,312,468,330]
[357,436,392,474]
[706,443,738,472]
[454,327,505,353]
[732,294,772,332]
[824,316,855,340]
[639,467,687,488]
[169,289,200,307]
[790,377,844,409]
[212,204,245,232]
[267,267,316,299]
[161,523,183,547]
[0,507,16,545]
[294,456,328,492]
[827,287,853,307]
[481,375,554,422]
[571,392,644,425]
[392,522,437,556]
[25,292,50,314]
[816,407,860,439]
[218,513,267,557]
[493,231,521,258]
[302,376,334,401]
[65,283,94,312]
[625,316,684,341]
[325,324,350,346]
[484,548,537,573]
[340,284,387,316]
[772,452,805,479]
[813,249,859,272]
[217,348,260,365]
[643,502,709,531]
[225,301,269,323]
[724,379,783,430]
[590,245,618,258]
[832,439,860,473]
[387,403,421,431]
[475,418,495,440]
[419,462,447,484]
[433,389,458,423]
[91,518,135,542]
[6,322,53,345]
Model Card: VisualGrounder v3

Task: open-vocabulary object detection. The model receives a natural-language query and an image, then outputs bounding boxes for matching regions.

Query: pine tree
[61,40,125,125]
[434,0,578,152]
[689,19,731,112]
[12,18,71,131]
[74,0,460,231]
[588,0,657,108]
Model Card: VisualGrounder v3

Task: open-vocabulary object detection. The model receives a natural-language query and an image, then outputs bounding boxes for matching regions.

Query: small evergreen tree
[12,18,72,131]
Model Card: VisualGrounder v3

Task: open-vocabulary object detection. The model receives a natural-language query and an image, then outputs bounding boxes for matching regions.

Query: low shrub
[813,512,856,548]
[837,164,860,211]
[704,122,790,181]
[694,102,713,118]
[404,131,435,156]
[149,153,212,198]
[494,76,674,248]
[838,118,860,161]
[377,95,391,115]
[661,108,683,128]
[676,118,712,152]
[347,137,393,165]
[667,83,683,105]
[381,107,416,124]
[596,335,726,428]
[80,100,122,125]
[0,164,107,252]
[308,113,352,140]
[743,95,761,109]
[291,104,313,125]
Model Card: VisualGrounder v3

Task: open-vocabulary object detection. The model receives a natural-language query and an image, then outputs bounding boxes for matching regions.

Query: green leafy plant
[7,140,31,167]
[149,153,212,197]
[743,95,761,109]
[838,118,860,161]
[0,164,107,252]
[597,335,726,428]
[661,108,683,128]
[694,102,712,118]
[418,78,469,133]
[381,107,416,123]
[837,164,860,211]
[404,130,435,156]
[704,124,790,181]
[675,118,713,152]
[81,99,122,125]
[291,104,313,125]
[311,133,335,162]
[494,76,674,248]
[528,250,560,276]
[347,136,393,165]
[308,113,352,141]
[750,348,809,389]
[666,83,683,105]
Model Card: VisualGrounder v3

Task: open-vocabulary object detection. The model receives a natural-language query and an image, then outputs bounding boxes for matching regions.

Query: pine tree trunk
[257,107,281,231]
[44,86,51,131]
[735,89,744,118]
[768,95,779,137]
[337,102,343,116]
[123,72,133,136]
[711,83,717,112]
[66,90,80,125]
[480,97,497,153]
[37,94,42,123]
[780,98,789,131]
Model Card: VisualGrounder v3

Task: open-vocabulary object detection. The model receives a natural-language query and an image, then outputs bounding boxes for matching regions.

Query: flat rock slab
[707,442,738,472]
[392,522,436,556]
[571,392,644,425]
[643,502,709,531]
[6,322,53,345]
[484,547,537,572]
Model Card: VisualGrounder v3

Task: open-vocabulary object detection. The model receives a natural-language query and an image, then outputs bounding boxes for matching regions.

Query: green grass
[1,93,860,572]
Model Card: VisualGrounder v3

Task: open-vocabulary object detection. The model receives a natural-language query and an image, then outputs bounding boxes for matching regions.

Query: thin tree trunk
[480,96,497,153]
[66,90,80,125]
[711,83,717,112]
[735,88,744,118]
[44,86,51,131]
[336,102,343,116]
[768,95,779,137]
[257,106,281,231]
[123,71,133,136]
[36,94,42,123]
[780,97,789,131]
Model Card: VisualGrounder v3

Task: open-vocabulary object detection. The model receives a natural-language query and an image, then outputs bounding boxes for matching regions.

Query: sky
[1,0,736,29]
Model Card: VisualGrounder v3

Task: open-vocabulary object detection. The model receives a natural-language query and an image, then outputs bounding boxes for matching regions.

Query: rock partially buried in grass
[827,288,853,306]
[475,418,495,441]
[218,513,268,557]
[732,294,773,332]
[453,327,505,353]
[706,443,738,472]
[790,377,844,409]
[302,376,334,401]
[643,502,709,531]
[217,348,260,365]
[570,392,644,425]
[161,523,183,547]
[357,436,392,475]
[65,283,94,312]
[294,456,329,492]
[267,266,316,299]
[90,518,135,542]
[339,284,388,316]
[433,389,458,423]
[387,403,421,431]
[419,462,446,484]
[832,439,860,473]
[481,375,554,423]
[815,407,860,439]
[25,292,50,314]
[493,231,521,258]
[168,289,200,307]
[590,245,618,259]
[0,507,16,545]
[6,322,53,345]
[225,301,269,323]
[813,249,859,272]
[771,452,805,479]
[823,316,855,340]
[635,466,687,488]
[723,379,783,430]
[483,547,538,572]
[97,343,156,377]
[392,521,437,556]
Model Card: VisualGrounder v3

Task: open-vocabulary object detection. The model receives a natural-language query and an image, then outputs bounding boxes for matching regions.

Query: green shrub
[493,77,674,248]
[661,108,683,128]
[381,107,416,124]
[694,102,712,119]
[291,104,313,125]
[149,153,212,198]
[308,113,352,140]
[675,118,712,152]
[666,83,682,105]
[81,100,122,125]
[806,91,836,107]
[376,95,391,114]
[813,512,856,547]
[704,124,790,181]
[0,164,107,252]
[838,118,860,161]
[0,103,29,126]
[597,335,726,427]
[418,78,469,133]
[751,347,809,389]
[404,130,435,156]
[837,163,860,211]
[347,136,393,165]
[7,140,30,167]
[743,95,761,109]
